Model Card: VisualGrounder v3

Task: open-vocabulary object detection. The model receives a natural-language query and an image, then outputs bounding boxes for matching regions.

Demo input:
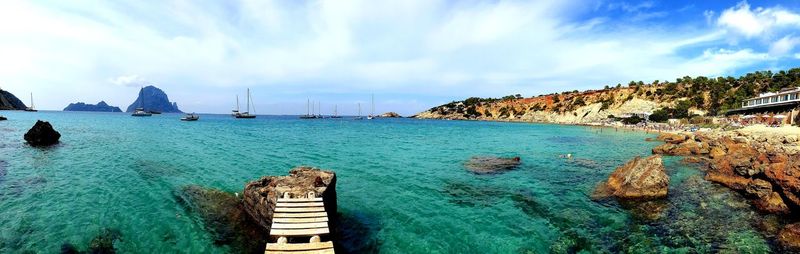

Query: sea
[0,111,777,253]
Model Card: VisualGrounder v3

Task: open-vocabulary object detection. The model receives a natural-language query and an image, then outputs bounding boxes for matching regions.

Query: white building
[741,87,800,108]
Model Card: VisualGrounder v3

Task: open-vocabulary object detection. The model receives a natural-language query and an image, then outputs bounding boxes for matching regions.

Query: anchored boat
[131,87,152,117]
[235,88,256,119]
[181,113,199,121]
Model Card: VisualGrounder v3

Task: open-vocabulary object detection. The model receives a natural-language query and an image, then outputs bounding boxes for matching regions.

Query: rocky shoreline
[649,126,800,250]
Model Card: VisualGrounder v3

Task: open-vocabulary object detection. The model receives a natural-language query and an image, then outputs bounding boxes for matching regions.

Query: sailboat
[367,94,375,120]
[331,104,342,118]
[355,103,364,120]
[232,95,241,117]
[132,87,152,117]
[300,99,316,119]
[24,93,37,112]
[235,88,256,119]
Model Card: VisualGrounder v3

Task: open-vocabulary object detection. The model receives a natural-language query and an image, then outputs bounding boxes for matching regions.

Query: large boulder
[464,156,521,174]
[594,155,669,200]
[23,120,61,146]
[242,167,337,233]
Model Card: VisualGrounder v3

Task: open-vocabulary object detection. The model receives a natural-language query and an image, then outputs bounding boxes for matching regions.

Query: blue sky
[1,0,799,115]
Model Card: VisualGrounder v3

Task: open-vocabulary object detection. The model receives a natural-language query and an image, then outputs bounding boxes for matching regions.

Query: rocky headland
[0,89,27,110]
[126,86,182,113]
[64,101,122,112]
[380,112,402,118]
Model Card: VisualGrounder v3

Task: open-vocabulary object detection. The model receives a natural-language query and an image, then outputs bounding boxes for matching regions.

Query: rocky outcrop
[464,156,521,174]
[0,89,26,110]
[24,120,61,146]
[380,112,401,118]
[652,130,799,215]
[779,223,800,252]
[0,116,6,121]
[64,101,122,112]
[593,155,669,200]
[242,167,337,233]
[125,86,182,113]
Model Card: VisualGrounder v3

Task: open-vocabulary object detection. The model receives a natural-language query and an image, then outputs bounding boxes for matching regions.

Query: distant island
[126,85,182,113]
[0,89,28,110]
[64,101,122,112]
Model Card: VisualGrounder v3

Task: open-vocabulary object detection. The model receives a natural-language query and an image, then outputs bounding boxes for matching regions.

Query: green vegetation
[428,67,800,120]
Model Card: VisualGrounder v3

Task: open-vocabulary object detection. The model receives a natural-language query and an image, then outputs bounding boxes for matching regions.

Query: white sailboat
[232,95,240,117]
[355,103,364,120]
[331,104,342,118]
[24,93,37,112]
[132,87,152,117]
[367,94,375,120]
[235,88,256,118]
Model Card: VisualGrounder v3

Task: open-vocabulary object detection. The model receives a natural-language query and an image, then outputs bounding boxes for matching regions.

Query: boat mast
[236,95,240,112]
[246,88,250,113]
[358,103,361,117]
[371,94,375,116]
[307,98,310,116]
[30,93,34,109]
[312,101,315,116]
[334,105,338,116]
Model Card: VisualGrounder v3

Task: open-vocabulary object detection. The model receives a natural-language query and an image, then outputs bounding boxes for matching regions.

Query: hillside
[415,68,800,123]
[0,89,27,110]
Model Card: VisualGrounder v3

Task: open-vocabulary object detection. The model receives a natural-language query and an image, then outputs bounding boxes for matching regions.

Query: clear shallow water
[0,111,774,253]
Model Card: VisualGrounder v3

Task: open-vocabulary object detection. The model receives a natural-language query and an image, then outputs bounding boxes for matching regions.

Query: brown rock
[594,155,669,200]
[242,167,337,232]
[704,171,750,191]
[753,191,790,214]
[779,223,800,252]
[709,147,726,159]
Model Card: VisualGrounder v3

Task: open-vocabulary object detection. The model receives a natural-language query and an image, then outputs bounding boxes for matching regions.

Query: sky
[1,0,799,115]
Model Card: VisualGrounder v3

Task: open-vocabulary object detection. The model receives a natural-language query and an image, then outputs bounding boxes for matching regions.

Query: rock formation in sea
[380,112,401,118]
[593,155,669,200]
[463,156,521,174]
[125,85,182,113]
[174,185,267,253]
[24,120,61,146]
[242,167,337,231]
[0,116,6,121]
[0,89,27,110]
[64,101,122,112]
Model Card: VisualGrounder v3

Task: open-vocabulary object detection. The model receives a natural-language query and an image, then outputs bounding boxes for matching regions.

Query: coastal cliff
[125,85,182,113]
[415,68,800,124]
[64,101,122,112]
[0,89,27,110]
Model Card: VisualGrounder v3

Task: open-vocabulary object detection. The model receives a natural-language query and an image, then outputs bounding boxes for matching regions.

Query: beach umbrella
[775,115,786,119]
[742,115,755,119]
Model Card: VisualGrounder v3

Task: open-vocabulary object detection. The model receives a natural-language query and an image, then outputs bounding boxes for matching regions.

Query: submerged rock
[464,156,521,174]
[88,228,122,254]
[242,167,337,231]
[0,116,6,121]
[23,120,61,146]
[443,182,507,207]
[174,185,267,253]
[380,112,401,118]
[593,155,669,200]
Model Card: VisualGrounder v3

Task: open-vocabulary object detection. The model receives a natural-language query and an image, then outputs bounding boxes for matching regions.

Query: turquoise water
[0,111,775,253]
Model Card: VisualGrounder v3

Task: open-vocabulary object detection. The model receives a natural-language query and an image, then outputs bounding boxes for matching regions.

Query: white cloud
[0,0,788,114]
[770,36,800,56]
[109,75,149,87]
[717,1,800,38]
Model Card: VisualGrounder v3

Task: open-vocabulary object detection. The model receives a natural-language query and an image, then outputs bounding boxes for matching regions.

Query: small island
[64,101,122,112]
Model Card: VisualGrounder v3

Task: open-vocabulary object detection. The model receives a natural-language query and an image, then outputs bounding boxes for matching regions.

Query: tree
[650,109,670,122]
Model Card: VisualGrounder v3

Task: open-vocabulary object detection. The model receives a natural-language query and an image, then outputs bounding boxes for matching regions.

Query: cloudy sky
[1,0,799,115]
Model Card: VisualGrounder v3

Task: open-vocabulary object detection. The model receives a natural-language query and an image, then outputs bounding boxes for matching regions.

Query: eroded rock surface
[242,167,337,232]
[593,155,669,200]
